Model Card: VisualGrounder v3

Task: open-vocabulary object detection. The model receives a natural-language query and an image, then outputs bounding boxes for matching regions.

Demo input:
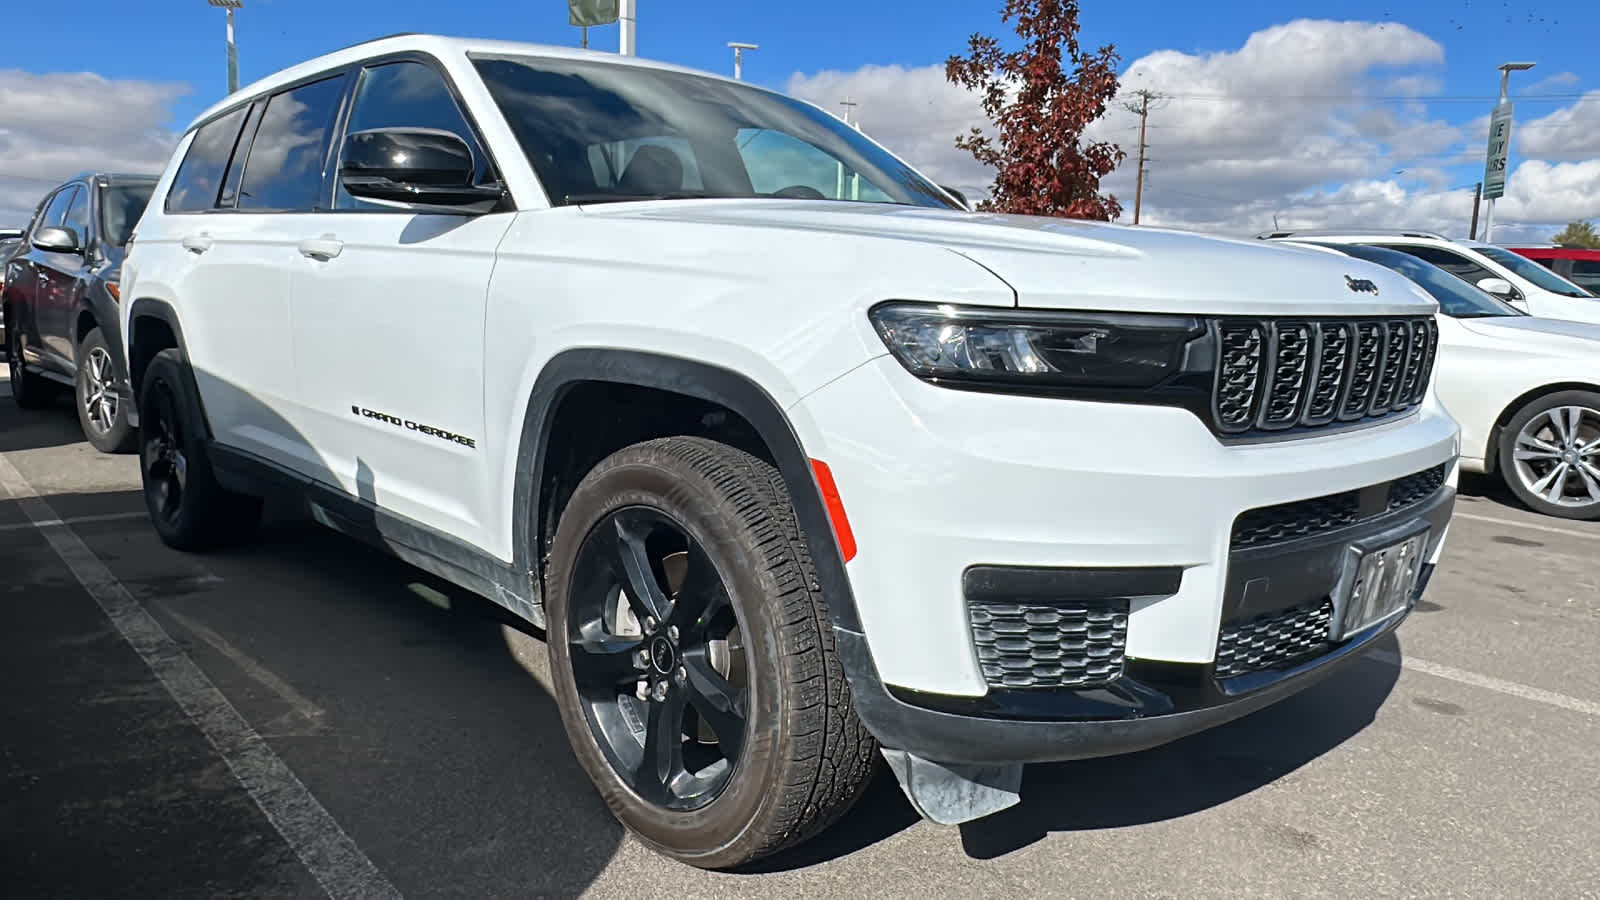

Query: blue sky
[1,1,1594,237]
[5,0,1585,130]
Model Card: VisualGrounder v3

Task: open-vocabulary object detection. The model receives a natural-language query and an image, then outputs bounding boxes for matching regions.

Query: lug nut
[644,616,657,634]
[635,649,650,669]
[651,680,669,702]
[674,666,687,686]
[636,679,650,701]
[668,625,679,642]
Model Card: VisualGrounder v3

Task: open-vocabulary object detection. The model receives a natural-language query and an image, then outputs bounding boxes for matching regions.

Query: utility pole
[206,0,243,94]
[1469,182,1482,240]
[1121,89,1167,225]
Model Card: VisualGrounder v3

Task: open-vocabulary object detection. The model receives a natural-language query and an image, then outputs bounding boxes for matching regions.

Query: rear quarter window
[166,105,251,213]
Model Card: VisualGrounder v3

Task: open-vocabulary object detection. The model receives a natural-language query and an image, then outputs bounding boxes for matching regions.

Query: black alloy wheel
[566,506,749,811]
[140,374,188,529]
[135,348,262,550]
[545,437,876,869]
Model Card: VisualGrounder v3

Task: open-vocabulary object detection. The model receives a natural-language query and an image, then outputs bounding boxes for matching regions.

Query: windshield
[1316,242,1526,318]
[1477,245,1595,298]
[100,184,154,247]
[470,55,958,209]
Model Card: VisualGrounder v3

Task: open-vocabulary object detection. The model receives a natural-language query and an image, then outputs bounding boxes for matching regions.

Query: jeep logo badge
[1345,275,1380,295]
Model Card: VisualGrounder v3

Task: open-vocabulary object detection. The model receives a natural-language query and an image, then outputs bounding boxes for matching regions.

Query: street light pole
[206,0,243,94]
[1481,60,1535,244]
[618,0,636,56]
[727,42,757,80]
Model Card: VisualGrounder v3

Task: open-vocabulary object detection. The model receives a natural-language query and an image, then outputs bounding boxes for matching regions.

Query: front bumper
[792,355,1459,764]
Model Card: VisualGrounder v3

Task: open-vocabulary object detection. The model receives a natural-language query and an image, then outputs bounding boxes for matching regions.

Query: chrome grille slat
[1214,316,1436,438]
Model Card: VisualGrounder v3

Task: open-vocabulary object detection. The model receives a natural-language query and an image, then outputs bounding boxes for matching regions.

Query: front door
[39,185,92,366]
[287,58,511,548]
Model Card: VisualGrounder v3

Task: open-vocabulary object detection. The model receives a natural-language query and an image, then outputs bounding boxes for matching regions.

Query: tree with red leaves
[946,0,1125,219]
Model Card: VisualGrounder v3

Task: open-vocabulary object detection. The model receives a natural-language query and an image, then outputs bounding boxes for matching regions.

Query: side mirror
[32,225,80,254]
[940,185,969,209]
[1476,277,1514,297]
[339,127,503,212]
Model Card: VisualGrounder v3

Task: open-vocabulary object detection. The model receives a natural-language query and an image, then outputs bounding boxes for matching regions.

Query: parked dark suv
[3,173,157,451]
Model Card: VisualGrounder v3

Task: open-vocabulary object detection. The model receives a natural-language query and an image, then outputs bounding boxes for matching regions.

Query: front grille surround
[1212,316,1438,438]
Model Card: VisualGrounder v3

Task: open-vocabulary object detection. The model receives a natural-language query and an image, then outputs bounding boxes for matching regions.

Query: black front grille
[969,601,1128,689]
[1231,492,1360,549]
[1231,461,1449,550]
[1389,463,1448,511]
[1213,316,1438,438]
[1214,599,1333,679]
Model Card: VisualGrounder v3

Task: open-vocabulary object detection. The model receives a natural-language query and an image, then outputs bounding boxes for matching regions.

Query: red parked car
[1505,246,1600,295]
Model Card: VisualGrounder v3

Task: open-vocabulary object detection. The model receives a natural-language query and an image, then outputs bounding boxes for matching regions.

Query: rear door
[173,72,351,475]
[9,187,76,369]
[286,57,511,546]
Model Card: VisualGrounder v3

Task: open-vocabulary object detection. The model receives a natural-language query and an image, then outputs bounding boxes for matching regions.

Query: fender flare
[512,348,864,634]
[125,297,207,436]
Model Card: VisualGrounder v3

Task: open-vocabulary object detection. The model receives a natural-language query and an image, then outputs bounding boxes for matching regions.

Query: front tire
[1498,389,1600,520]
[75,326,136,453]
[137,348,263,550]
[545,437,876,869]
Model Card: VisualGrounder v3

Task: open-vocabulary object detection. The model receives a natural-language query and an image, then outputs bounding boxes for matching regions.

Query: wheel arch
[514,348,863,634]
[1486,380,1600,474]
[125,297,209,436]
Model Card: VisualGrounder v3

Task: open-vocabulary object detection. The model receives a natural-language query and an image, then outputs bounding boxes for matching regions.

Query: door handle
[182,234,213,254]
[297,237,343,261]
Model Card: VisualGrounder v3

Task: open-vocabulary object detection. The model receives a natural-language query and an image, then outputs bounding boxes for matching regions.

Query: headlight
[868,301,1206,390]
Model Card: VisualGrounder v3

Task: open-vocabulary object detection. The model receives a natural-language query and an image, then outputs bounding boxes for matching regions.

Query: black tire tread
[75,326,137,454]
[139,348,263,551]
[555,435,877,867]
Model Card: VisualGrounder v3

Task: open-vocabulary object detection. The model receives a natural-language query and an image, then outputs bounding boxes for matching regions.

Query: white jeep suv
[1258,228,1600,323]
[120,35,1460,868]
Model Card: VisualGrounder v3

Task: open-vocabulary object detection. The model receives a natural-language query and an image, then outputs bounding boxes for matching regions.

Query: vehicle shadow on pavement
[0,388,91,453]
[956,643,1403,860]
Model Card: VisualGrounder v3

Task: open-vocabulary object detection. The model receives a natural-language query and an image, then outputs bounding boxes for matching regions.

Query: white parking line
[1454,511,1600,542]
[168,609,329,731]
[0,511,147,533]
[1367,649,1600,718]
[0,454,401,900]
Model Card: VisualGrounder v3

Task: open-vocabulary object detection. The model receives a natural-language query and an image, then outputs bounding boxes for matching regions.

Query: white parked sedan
[1288,239,1600,520]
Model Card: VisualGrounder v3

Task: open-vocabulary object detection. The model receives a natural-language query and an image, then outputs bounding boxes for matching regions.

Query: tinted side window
[238,76,348,212]
[167,105,250,212]
[1379,245,1498,285]
[62,187,90,246]
[334,62,487,210]
[1570,260,1600,293]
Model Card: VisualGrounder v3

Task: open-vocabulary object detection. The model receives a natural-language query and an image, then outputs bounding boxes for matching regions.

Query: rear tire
[137,348,262,550]
[1497,389,1600,520]
[75,326,136,453]
[545,436,876,869]
[7,313,56,410]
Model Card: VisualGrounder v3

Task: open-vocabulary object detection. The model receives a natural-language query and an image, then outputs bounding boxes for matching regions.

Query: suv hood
[583,199,1436,316]
[1456,314,1600,354]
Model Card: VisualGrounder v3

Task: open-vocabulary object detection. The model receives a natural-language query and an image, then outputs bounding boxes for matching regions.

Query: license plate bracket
[1329,521,1431,641]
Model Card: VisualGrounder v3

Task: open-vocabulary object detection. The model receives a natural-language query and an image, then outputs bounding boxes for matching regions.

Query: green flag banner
[569,0,619,27]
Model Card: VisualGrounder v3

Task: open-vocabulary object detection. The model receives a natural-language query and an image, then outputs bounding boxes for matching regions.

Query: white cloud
[784,19,1600,240]
[0,69,187,227]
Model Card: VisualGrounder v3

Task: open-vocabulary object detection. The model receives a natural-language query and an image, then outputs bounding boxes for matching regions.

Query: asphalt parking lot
[3,365,1598,900]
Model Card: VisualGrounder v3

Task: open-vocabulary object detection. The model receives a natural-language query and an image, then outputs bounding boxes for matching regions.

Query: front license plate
[1338,528,1429,638]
